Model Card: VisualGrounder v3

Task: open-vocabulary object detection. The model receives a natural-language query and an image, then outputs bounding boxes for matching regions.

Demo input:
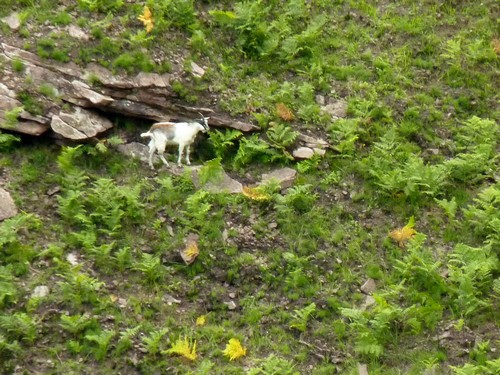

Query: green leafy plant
[58,270,105,307]
[60,314,98,335]
[132,253,164,285]
[289,302,316,332]
[0,313,38,344]
[0,267,18,308]
[85,329,115,361]
[0,132,20,151]
[208,129,243,159]
[115,325,141,355]
[77,0,123,13]
[141,327,168,355]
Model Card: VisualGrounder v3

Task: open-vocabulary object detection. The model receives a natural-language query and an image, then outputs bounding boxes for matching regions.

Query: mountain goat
[141,115,209,169]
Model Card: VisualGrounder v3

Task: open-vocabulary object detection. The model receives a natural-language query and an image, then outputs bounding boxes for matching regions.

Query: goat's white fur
[141,116,209,169]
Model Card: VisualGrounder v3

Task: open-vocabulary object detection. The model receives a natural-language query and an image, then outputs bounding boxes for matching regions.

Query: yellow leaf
[223,338,247,361]
[196,315,206,326]
[180,235,199,265]
[242,186,271,201]
[166,336,197,361]
[138,6,154,33]
[389,217,417,247]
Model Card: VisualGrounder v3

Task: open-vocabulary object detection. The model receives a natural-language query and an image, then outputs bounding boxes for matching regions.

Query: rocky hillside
[0,1,499,374]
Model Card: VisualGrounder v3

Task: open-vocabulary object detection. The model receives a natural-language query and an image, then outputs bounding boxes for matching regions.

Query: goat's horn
[197,111,206,119]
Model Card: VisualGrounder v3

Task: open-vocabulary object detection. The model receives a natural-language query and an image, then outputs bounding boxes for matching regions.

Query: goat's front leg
[177,143,184,166]
[185,145,191,165]
[159,153,169,167]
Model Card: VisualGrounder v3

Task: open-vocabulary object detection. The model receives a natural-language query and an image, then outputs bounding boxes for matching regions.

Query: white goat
[141,115,209,169]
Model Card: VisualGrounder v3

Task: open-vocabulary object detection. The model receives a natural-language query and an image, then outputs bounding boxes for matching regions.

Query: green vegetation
[0,0,499,374]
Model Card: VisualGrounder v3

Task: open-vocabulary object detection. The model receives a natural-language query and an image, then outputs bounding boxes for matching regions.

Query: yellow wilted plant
[389,216,417,247]
[138,6,154,33]
[276,102,294,121]
[223,338,247,361]
[195,315,206,326]
[180,233,199,265]
[242,186,271,202]
[166,336,197,361]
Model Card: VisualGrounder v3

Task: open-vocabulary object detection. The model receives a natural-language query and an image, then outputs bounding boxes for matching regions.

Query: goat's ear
[205,117,210,121]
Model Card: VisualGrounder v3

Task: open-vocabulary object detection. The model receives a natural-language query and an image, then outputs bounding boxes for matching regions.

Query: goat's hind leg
[148,141,156,170]
[177,143,185,167]
[185,145,191,165]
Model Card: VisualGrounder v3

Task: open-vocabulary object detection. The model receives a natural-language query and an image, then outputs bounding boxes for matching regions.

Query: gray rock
[315,95,326,106]
[260,167,297,190]
[0,188,17,221]
[71,80,114,106]
[117,142,151,162]
[321,100,348,119]
[313,148,326,156]
[297,133,330,149]
[358,363,369,375]
[31,285,50,298]
[50,108,113,140]
[362,295,376,310]
[1,12,21,31]
[224,300,237,310]
[10,121,50,136]
[190,61,205,78]
[133,72,170,88]
[360,278,377,294]
[292,147,315,159]
[66,253,79,266]
[67,25,89,41]
[190,166,243,194]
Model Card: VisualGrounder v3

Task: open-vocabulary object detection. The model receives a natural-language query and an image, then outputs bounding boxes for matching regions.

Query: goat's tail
[140,131,152,138]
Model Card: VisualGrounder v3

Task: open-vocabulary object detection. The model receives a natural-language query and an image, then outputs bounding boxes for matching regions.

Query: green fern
[0,132,20,151]
[141,327,168,355]
[208,129,242,159]
[0,334,21,357]
[0,267,18,308]
[247,354,299,375]
[289,302,316,332]
[233,134,284,168]
[434,197,458,220]
[0,213,41,248]
[115,324,141,355]
[266,123,298,149]
[58,271,104,307]
[60,314,97,335]
[133,253,164,284]
[85,329,115,361]
[57,145,84,174]
[199,157,224,185]
[448,243,498,316]
[0,313,37,344]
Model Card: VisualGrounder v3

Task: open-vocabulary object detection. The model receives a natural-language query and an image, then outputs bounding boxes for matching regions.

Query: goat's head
[197,112,210,133]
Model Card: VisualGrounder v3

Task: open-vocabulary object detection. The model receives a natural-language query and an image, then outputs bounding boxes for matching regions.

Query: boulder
[321,100,348,119]
[260,168,297,190]
[190,166,243,194]
[292,147,315,159]
[360,278,377,294]
[1,12,21,31]
[117,142,152,164]
[50,108,113,140]
[31,285,50,298]
[0,187,17,221]
[71,80,114,106]
[67,25,89,41]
